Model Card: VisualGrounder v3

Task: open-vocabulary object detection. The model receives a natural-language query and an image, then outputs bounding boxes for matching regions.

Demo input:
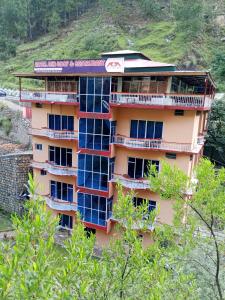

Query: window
[78,193,113,226]
[79,77,111,113]
[35,144,42,150]
[35,103,43,108]
[165,152,177,159]
[85,227,96,238]
[128,157,159,179]
[59,214,73,229]
[48,114,74,131]
[49,146,72,167]
[133,197,156,212]
[79,118,111,151]
[40,169,47,175]
[50,181,73,202]
[174,110,184,116]
[130,120,163,139]
[78,154,114,191]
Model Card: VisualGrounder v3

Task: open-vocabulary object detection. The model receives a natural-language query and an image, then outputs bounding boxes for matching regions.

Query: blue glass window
[48,114,74,131]
[79,118,111,151]
[133,197,156,213]
[59,214,73,229]
[48,146,72,167]
[128,157,159,179]
[50,181,73,202]
[79,77,111,113]
[77,154,111,191]
[130,120,163,139]
[78,193,113,226]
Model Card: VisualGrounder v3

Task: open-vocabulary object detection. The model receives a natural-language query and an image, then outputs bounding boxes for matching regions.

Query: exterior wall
[115,108,198,144]
[0,152,32,214]
[32,136,77,167]
[114,147,192,176]
[31,104,78,131]
[33,168,77,199]
[112,188,174,225]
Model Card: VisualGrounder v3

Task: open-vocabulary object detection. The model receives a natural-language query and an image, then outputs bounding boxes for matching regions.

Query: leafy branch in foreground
[149,158,225,300]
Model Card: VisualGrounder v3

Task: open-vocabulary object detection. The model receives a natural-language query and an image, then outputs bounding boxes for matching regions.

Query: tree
[172,0,205,39]
[149,158,225,299]
[0,175,193,299]
[205,98,225,165]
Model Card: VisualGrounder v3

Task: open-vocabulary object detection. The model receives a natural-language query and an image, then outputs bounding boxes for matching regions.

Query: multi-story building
[16,50,215,247]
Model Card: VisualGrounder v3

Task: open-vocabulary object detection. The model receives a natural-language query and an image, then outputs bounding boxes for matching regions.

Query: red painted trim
[20,99,79,106]
[82,221,107,232]
[78,148,111,156]
[78,111,112,119]
[76,187,110,198]
[110,103,209,111]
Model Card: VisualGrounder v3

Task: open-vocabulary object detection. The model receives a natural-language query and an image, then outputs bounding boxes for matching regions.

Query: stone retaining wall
[0,103,31,146]
[0,151,32,214]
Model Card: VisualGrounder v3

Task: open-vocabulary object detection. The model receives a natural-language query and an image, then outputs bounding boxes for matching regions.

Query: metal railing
[31,128,78,140]
[20,90,78,103]
[111,174,150,190]
[45,196,77,212]
[113,136,195,152]
[110,93,212,108]
[31,161,77,176]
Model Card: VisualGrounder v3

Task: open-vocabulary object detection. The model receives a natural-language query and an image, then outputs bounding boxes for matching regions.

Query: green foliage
[149,158,225,299]
[172,0,205,39]
[205,98,225,164]
[0,175,196,299]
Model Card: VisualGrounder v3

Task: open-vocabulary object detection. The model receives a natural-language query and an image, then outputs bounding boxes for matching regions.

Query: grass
[0,211,12,231]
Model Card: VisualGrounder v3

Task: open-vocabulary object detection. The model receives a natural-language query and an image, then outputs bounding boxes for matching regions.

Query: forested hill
[0,0,225,89]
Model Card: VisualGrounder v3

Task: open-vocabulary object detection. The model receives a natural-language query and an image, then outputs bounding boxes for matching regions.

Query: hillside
[0,4,225,90]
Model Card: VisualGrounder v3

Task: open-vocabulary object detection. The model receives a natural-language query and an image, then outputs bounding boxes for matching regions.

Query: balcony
[113,136,203,153]
[111,174,150,190]
[110,93,212,109]
[20,91,78,104]
[31,128,78,140]
[45,196,77,212]
[32,161,77,176]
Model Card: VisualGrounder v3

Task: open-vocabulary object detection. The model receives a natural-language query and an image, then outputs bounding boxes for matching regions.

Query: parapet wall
[0,151,32,214]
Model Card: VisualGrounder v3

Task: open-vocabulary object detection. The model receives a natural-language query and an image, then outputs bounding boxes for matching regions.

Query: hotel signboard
[34,58,124,73]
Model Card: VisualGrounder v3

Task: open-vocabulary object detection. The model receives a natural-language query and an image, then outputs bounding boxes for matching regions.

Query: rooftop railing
[110,93,212,109]
[45,196,77,212]
[20,90,78,103]
[31,128,78,140]
[111,174,150,190]
[113,135,203,153]
[31,161,77,176]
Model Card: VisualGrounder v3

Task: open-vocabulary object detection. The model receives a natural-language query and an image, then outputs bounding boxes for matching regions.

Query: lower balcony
[45,196,77,212]
[32,161,77,176]
[113,136,203,153]
[31,128,78,140]
[110,93,212,110]
[20,91,78,104]
[111,174,150,190]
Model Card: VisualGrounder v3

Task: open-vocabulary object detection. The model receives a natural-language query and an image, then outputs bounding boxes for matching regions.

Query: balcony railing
[110,93,212,109]
[45,196,77,212]
[113,136,199,153]
[31,128,78,140]
[111,174,150,190]
[20,91,78,104]
[32,161,77,176]
[197,135,205,145]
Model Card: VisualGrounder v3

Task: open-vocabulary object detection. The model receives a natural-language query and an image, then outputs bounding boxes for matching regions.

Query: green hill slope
[0,9,224,90]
